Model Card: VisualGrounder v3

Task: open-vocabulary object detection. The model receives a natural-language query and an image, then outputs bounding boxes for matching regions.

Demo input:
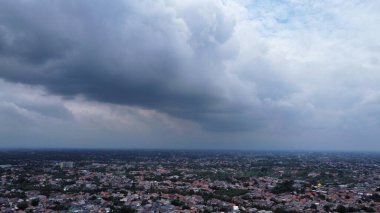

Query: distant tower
[60,161,74,169]
[1,175,6,186]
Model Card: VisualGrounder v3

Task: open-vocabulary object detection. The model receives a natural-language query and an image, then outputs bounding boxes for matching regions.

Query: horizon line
[0,147,379,153]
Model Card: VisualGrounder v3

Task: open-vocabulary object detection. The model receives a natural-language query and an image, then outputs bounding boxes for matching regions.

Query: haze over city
[1,0,380,150]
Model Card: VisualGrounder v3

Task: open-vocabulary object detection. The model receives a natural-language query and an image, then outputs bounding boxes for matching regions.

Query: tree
[31,198,39,207]
[323,204,331,212]
[120,206,136,213]
[271,180,295,194]
[171,199,183,206]
[17,201,29,210]
[370,193,380,202]
[310,203,317,209]
[336,205,347,213]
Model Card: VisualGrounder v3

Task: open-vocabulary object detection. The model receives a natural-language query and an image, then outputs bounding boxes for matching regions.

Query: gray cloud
[1,0,380,150]
[0,0,281,131]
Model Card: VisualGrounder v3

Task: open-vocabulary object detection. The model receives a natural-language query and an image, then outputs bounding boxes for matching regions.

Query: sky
[0,0,380,150]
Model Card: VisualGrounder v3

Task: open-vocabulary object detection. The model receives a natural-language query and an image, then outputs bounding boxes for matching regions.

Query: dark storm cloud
[0,0,273,131]
[1,0,380,150]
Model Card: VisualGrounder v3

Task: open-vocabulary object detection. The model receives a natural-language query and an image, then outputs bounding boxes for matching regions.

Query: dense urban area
[1,150,380,212]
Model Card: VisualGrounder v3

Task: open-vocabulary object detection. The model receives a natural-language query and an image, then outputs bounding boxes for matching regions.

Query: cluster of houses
[1,153,380,212]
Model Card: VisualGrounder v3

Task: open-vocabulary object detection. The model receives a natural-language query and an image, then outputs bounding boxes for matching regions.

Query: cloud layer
[1,0,380,150]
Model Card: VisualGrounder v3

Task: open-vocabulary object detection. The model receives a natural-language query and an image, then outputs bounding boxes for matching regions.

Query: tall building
[1,175,6,186]
[59,161,74,169]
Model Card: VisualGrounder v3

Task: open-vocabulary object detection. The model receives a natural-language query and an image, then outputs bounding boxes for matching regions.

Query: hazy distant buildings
[1,175,5,186]
[0,165,12,169]
[59,161,74,169]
